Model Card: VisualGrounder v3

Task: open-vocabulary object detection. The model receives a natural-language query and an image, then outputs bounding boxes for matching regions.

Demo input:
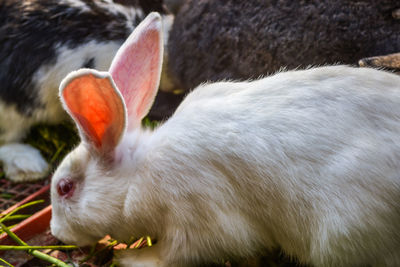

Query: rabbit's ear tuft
[109,12,163,130]
[60,69,126,155]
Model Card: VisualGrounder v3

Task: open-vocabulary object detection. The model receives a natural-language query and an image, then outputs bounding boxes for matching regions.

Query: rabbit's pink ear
[60,70,126,155]
[109,12,163,130]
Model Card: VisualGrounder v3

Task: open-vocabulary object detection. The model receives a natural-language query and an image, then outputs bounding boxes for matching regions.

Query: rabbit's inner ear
[60,70,126,155]
[109,12,163,131]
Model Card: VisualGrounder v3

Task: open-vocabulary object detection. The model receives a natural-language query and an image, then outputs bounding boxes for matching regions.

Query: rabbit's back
[151,66,400,266]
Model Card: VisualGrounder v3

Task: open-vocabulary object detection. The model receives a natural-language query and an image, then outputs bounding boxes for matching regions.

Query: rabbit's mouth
[50,218,100,247]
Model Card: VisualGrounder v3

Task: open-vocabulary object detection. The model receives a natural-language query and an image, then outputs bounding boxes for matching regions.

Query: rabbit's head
[50,12,163,246]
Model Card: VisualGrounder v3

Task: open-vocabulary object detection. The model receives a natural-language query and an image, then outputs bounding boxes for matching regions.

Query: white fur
[0,144,48,182]
[51,65,400,266]
[115,245,163,267]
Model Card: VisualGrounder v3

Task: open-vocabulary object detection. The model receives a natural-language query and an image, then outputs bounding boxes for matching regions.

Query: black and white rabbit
[51,12,400,267]
[168,0,400,91]
[0,0,172,182]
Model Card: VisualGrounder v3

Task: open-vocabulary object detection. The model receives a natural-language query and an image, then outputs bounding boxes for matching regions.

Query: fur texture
[168,0,400,91]
[0,0,169,181]
[51,13,400,266]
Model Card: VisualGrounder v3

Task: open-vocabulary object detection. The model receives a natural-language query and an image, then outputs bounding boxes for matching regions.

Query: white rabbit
[50,12,400,267]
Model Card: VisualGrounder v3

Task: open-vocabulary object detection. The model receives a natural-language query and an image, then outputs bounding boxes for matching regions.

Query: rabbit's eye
[57,178,75,198]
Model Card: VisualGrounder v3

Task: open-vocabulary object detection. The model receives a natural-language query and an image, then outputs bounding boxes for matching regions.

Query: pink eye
[57,178,75,198]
